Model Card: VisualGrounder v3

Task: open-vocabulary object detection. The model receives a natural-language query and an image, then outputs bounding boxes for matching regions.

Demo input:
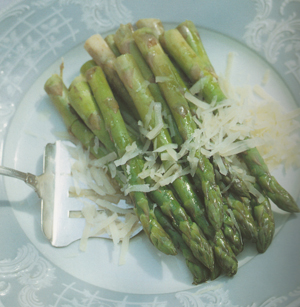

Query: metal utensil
[0,140,142,247]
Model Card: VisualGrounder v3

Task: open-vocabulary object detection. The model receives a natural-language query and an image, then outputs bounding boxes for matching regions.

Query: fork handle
[0,166,39,193]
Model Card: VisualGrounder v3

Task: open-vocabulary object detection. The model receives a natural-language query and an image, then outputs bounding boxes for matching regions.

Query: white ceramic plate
[0,1,299,306]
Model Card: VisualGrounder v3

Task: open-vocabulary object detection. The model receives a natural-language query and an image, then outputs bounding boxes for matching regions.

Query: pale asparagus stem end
[135,18,165,38]
[84,34,116,68]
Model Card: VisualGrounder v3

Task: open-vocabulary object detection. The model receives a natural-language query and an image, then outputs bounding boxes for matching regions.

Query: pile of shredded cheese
[218,53,300,170]
[67,143,140,265]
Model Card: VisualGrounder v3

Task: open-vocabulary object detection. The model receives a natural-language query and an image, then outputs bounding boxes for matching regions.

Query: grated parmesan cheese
[155,76,172,83]
[114,142,142,167]
[124,183,155,195]
[184,53,300,171]
[185,91,210,110]
[67,142,141,265]
[213,153,227,176]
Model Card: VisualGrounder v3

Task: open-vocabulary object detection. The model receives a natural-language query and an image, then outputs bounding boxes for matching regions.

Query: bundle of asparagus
[44,18,299,284]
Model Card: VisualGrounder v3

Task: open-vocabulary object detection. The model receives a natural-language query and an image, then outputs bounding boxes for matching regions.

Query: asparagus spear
[212,156,251,199]
[147,181,214,270]
[209,229,237,277]
[114,23,184,146]
[225,159,275,253]
[104,34,121,57]
[174,175,238,275]
[68,75,117,154]
[171,181,236,273]
[215,171,258,244]
[240,148,299,213]
[159,28,225,103]
[176,20,217,78]
[86,63,214,270]
[80,60,98,75]
[150,202,210,284]
[114,53,239,275]
[136,19,193,90]
[219,160,274,253]
[117,97,142,135]
[222,205,244,255]
[133,27,224,231]
[44,74,108,159]
[187,169,243,255]
[160,26,299,213]
[135,18,165,38]
[210,261,222,280]
[80,60,143,145]
[249,184,275,253]
[225,194,258,244]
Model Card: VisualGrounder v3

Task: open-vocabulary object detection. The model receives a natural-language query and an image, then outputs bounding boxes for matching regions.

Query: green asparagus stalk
[173,174,238,275]
[135,18,165,38]
[86,63,214,270]
[117,97,142,135]
[187,170,243,254]
[160,26,299,213]
[210,261,222,280]
[132,30,194,140]
[44,74,108,159]
[227,162,275,253]
[115,23,155,82]
[170,174,214,239]
[216,174,258,243]
[147,181,214,270]
[104,34,121,57]
[212,156,251,199]
[136,19,193,89]
[133,27,224,231]
[149,202,211,284]
[222,204,244,255]
[255,204,275,253]
[209,229,237,277]
[84,34,141,121]
[220,160,274,253]
[79,60,142,146]
[176,20,217,78]
[159,28,225,103]
[68,75,117,154]
[113,54,175,152]
[226,194,258,244]
[114,23,184,146]
[81,66,177,256]
[80,60,97,75]
[249,184,275,253]
[240,148,299,213]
